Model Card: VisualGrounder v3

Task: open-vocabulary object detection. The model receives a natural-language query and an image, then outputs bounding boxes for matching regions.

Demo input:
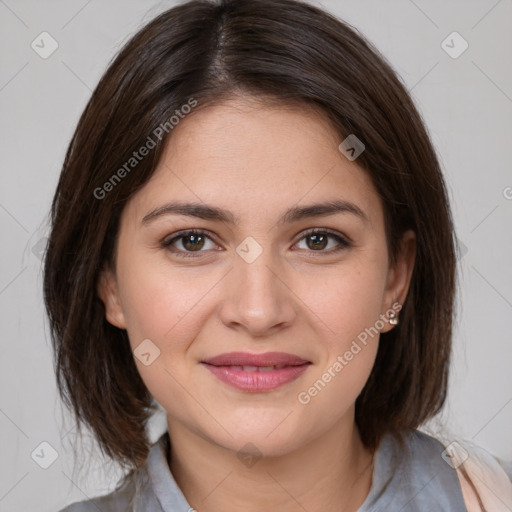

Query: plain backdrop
[0,0,511,510]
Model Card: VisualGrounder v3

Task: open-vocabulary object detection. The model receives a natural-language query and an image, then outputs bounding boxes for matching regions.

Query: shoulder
[373,429,512,511]
[445,436,512,510]
[397,429,467,490]
[380,428,462,478]
[362,429,467,511]
[57,474,138,512]
[58,431,193,512]
[57,434,168,512]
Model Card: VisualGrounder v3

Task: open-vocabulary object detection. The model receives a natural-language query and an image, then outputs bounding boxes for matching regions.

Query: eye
[161,229,218,258]
[294,228,351,253]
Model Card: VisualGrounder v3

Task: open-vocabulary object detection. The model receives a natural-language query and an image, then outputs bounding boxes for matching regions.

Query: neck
[167,413,375,512]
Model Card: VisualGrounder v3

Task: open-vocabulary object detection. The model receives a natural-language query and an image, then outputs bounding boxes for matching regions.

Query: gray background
[0,0,511,510]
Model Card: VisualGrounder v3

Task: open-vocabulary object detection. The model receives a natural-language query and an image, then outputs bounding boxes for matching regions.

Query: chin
[212,421,308,460]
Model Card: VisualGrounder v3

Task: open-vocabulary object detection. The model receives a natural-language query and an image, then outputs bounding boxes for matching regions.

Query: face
[99,96,415,457]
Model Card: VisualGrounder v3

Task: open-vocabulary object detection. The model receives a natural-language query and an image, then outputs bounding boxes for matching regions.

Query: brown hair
[43,0,456,470]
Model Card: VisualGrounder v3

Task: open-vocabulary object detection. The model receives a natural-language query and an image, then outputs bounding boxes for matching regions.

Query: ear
[97,266,127,329]
[380,229,416,333]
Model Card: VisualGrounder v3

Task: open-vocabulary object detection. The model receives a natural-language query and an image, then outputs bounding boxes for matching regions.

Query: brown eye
[178,233,206,251]
[306,233,329,250]
[162,230,217,257]
[295,229,351,253]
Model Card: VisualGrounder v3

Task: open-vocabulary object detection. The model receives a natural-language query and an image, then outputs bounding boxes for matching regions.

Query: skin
[98,95,416,512]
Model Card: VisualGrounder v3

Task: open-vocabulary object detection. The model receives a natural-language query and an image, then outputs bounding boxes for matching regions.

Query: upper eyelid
[163,229,217,245]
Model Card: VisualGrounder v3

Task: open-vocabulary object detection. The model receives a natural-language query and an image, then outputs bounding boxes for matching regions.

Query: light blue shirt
[59,429,474,511]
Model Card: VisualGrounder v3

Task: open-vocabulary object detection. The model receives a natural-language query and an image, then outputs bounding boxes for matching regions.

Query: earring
[388,311,399,325]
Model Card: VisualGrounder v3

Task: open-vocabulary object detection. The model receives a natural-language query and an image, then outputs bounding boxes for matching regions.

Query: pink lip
[201,351,311,392]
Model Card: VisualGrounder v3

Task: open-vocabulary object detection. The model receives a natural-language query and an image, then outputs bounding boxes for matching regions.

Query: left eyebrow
[278,199,369,226]
[141,199,369,226]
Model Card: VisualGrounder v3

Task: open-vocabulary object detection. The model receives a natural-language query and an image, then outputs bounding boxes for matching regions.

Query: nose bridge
[235,235,282,304]
[220,235,295,334]
[237,245,278,294]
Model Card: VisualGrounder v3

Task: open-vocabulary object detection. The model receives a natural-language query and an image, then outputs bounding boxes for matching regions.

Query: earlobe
[381,230,416,333]
[97,267,127,329]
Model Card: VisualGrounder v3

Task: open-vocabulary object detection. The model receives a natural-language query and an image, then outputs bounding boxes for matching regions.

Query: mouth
[201,351,311,392]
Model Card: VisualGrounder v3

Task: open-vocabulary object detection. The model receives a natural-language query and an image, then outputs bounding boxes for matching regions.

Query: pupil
[184,234,204,251]
[308,234,327,250]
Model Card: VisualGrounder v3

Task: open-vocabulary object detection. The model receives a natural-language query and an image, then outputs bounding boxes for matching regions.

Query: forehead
[124,97,383,229]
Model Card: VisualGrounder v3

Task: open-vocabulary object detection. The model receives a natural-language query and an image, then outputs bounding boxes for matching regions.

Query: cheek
[296,339,378,439]
[303,257,388,347]
[114,257,228,407]
[115,260,210,415]
[294,271,384,413]
[291,258,386,413]
[116,251,220,348]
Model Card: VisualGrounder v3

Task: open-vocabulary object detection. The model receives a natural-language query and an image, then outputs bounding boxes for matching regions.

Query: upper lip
[202,351,310,367]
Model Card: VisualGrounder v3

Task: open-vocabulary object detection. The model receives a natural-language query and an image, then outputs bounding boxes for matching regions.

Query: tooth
[258,366,275,372]
[242,365,258,372]
[231,366,243,371]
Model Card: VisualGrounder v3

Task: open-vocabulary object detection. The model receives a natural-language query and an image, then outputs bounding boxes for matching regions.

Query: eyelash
[161,228,351,259]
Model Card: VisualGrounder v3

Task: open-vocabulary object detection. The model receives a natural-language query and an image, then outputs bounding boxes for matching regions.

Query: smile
[201,351,311,391]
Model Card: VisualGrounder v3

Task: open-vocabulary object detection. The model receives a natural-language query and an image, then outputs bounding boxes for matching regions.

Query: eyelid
[161,229,219,251]
[297,227,352,246]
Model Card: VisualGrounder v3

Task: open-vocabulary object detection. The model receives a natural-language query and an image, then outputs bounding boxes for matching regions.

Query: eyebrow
[141,199,369,226]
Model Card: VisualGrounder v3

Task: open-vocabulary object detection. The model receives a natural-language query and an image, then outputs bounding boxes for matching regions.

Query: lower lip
[202,363,310,391]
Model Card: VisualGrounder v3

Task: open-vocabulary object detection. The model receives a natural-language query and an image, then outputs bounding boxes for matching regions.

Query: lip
[202,351,310,367]
[201,351,311,392]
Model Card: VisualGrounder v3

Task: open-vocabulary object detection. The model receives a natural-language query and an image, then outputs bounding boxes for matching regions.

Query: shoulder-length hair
[44,0,456,470]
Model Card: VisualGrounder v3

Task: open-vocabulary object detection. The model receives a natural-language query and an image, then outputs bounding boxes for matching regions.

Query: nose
[218,245,297,337]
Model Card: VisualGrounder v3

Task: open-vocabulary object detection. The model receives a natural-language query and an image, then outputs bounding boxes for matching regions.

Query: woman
[44,0,511,510]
